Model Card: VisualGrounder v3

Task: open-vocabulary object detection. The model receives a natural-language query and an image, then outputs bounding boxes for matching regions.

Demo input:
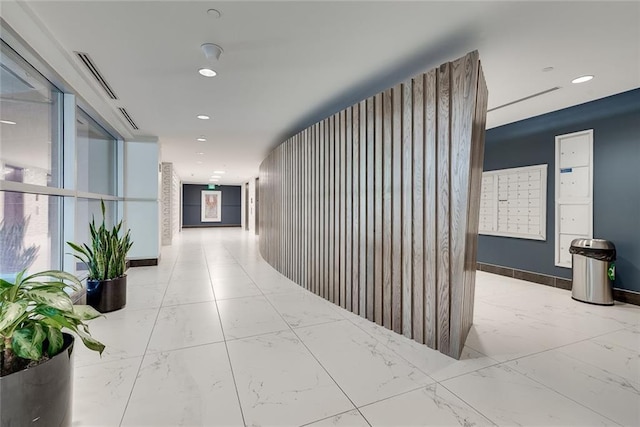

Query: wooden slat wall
[258,51,487,359]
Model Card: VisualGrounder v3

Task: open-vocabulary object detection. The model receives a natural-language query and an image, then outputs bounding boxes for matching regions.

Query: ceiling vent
[488,87,561,113]
[118,107,139,130]
[74,51,118,100]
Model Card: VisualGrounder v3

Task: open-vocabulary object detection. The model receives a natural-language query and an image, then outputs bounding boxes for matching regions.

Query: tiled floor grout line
[204,248,248,427]
[117,253,179,427]
[436,381,500,426]
[224,247,373,427]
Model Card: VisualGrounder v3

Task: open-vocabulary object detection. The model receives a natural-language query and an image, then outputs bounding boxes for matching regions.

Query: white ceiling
[8,1,640,185]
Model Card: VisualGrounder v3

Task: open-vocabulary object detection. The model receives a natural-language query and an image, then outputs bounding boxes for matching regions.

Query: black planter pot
[87,275,127,313]
[0,334,74,427]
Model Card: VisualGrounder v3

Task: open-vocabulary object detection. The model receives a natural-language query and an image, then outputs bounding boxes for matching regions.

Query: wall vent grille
[488,87,561,113]
[118,107,139,130]
[74,51,118,100]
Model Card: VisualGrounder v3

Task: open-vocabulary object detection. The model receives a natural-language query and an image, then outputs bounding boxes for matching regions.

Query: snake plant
[67,200,133,280]
[0,269,104,376]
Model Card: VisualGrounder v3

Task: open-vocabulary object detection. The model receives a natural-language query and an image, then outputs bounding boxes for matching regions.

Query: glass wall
[76,108,117,195]
[0,40,62,188]
[0,35,122,280]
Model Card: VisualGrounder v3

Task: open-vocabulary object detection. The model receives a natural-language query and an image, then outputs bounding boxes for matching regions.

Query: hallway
[72,228,640,426]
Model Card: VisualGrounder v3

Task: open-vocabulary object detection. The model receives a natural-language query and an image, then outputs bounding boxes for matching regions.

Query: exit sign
[208,184,217,190]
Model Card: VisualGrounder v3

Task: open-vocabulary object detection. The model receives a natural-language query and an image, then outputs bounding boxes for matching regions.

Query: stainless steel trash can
[569,239,616,305]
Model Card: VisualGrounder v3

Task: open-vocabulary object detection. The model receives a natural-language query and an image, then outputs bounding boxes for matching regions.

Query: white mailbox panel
[479,164,547,241]
[555,130,593,268]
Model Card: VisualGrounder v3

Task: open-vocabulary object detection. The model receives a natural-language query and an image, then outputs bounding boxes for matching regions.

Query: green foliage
[0,217,39,273]
[67,200,133,281]
[0,269,105,376]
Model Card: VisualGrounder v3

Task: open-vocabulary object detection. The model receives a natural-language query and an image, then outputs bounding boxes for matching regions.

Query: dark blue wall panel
[479,88,640,292]
[182,184,242,227]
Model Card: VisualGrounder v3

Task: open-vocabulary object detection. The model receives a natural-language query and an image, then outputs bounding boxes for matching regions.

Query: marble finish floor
[72,228,640,426]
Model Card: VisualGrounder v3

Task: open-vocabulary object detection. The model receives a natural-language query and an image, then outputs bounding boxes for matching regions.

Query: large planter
[0,334,74,427]
[87,275,127,313]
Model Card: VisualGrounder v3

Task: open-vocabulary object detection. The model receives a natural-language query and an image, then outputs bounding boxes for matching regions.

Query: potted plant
[67,200,133,313]
[0,269,105,426]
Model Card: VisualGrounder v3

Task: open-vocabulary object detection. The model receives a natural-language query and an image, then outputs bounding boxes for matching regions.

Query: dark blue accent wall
[182,184,242,227]
[478,88,640,292]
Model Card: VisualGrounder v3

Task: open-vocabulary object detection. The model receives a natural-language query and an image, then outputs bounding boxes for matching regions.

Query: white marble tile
[296,320,434,406]
[266,291,345,328]
[360,383,494,427]
[348,314,498,381]
[508,350,640,426]
[212,276,263,300]
[227,330,354,426]
[73,357,141,427]
[147,301,224,353]
[557,338,640,385]
[74,308,158,367]
[250,274,305,295]
[126,267,173,286]
[169,267,211,281]
[217,295,289,340]
[209,264,250,280]
[465,303,592,362]
[596,327,640,353]
[442,364,614,426]
[125,283,167,311]
[304,410,369,427]
[121,343,243,427]
[161,279,214,306]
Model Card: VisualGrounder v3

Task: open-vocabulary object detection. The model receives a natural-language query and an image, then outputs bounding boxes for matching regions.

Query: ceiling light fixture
[207,8,221,18]
[0,120,17,125]
[196,152,204,155]
[572,75,594,84]
[197,137,207,142]
[201,43,223,61]
[213,170,226,174]
[197,114,210,120]
[198,68,217,77]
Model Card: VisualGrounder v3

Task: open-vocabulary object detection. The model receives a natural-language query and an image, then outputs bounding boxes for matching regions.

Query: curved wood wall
[259,51,488,359]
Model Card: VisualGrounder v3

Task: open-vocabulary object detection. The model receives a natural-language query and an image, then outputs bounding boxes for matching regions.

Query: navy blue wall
[478,89,640,292]
[182,184,242,227]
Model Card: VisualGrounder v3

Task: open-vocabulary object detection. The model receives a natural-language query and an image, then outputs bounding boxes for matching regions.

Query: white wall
[125,139,160,260]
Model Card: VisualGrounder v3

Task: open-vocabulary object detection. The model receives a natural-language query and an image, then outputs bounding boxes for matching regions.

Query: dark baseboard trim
[476,262,638,306]
[182,224,242,228]
[128,258,159,267]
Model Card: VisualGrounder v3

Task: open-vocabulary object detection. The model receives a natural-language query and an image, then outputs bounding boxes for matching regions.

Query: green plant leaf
[25,270,83,290]
[46,326,64,356]
[26,289,74,312]
[0,300,28,332]
[76,327,105,355]
[72,305,103,321]
[0,278,14,289]
[12,327,44,361]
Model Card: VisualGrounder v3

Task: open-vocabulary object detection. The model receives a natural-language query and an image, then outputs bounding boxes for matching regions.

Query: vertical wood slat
[436,62,451,355]
[401,79,413,338]
[345,106,353,312]
[382,89,393,329]
[340,110,347,308]
[366,97,375,321]
[374,93,383,325]
[391,83,403,334]
[352,104,360,315]
[424,69,438,348]
[258,51,487,360]
[412,75,425,344]
[358,100,367,317]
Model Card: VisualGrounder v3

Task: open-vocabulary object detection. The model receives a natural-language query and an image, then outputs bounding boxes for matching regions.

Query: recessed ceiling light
[213,170,226,174]
[571,75,594,84]
[207,8,221,18]
[197,114,210,120]
[196,152,204,155]
[542,66,554,72]
[0,120,16,125]
[212,175,221,179]
[197,137,207,142]
[196,161,203,164]
[198,68,217,77]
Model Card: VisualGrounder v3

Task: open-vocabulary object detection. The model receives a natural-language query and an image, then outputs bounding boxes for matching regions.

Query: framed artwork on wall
[201,190,222,222]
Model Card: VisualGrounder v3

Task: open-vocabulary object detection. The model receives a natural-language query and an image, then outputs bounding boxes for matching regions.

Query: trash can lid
[570,238,615,250]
